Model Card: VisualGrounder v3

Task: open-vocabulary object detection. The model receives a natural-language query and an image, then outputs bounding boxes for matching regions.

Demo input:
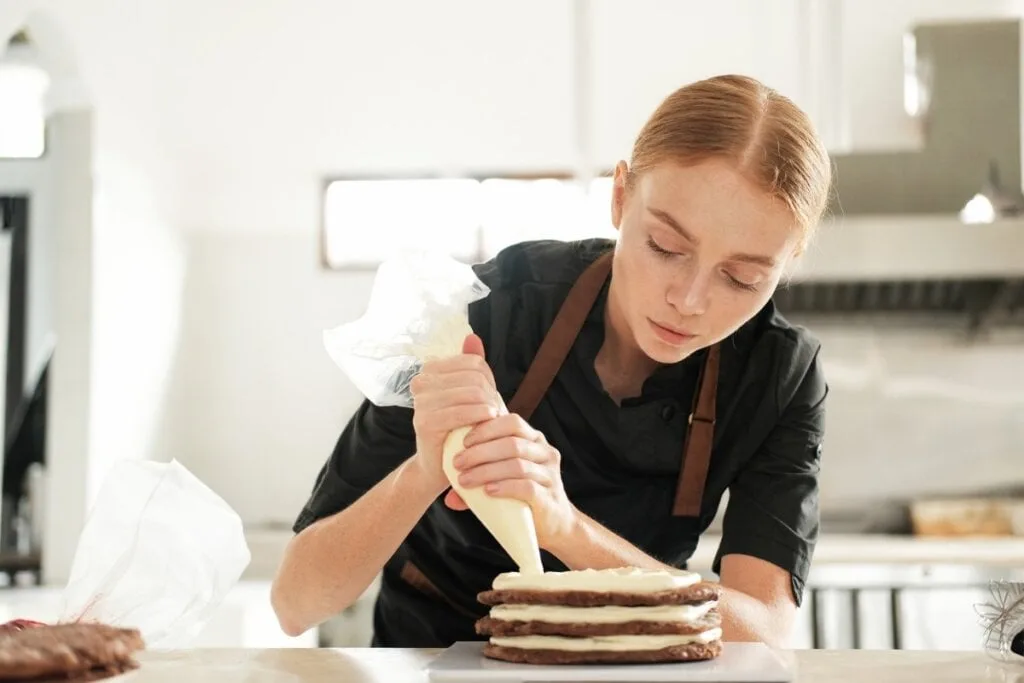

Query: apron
[507,249,720,517]
[389,249,721,643]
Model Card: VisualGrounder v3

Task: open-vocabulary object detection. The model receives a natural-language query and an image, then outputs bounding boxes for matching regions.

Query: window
[322,175,617,269]
[0,31,48,159]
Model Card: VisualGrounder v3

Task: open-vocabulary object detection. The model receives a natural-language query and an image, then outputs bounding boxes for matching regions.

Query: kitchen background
[0,0,1023,654]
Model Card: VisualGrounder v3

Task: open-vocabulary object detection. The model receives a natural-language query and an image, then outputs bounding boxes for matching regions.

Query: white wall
[155,231,374,525]
[587,0,806,166]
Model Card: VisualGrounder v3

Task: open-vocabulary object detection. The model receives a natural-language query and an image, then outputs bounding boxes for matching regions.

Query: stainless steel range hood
[774,215,1024,332]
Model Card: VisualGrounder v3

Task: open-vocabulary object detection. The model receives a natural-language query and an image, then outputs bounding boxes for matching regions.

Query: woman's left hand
[447,413,578,549]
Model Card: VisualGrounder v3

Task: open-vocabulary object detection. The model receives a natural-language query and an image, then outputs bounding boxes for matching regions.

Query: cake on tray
[476,567,723,665]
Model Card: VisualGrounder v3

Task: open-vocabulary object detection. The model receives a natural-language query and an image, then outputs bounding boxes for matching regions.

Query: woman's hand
[408,334,505,495]
[448,413,578,550]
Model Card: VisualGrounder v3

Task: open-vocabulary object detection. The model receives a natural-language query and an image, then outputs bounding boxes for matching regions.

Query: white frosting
[490,629,723,652]
[489,601,717,624]
[492,567,702,593]
[441,426,543,574]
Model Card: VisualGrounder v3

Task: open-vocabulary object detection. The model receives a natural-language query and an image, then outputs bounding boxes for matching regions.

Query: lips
[649,319,697,346]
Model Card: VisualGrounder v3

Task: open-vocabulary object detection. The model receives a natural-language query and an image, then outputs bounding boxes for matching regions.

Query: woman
[272,74,832,648]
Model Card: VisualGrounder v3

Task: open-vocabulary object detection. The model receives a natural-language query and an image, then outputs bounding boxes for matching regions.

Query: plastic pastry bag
[323,250,491,406]
[323,251,544,574]
[57,458,251,648]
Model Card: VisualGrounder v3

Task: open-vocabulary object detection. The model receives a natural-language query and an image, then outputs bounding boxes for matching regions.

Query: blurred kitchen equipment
[960,160,1024,224]
[910,497,1024,537]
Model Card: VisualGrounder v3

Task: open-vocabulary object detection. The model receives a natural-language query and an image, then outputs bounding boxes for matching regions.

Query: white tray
[426,641,794,682]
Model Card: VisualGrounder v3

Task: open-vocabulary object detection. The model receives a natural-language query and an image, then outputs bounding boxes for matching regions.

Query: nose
[665,267,710,317]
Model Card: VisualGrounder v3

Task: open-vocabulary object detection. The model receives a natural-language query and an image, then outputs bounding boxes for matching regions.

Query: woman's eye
[725,273,760,292]
[646,236,676,258]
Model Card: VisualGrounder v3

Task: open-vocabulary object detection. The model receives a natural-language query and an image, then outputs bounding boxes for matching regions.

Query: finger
[483,478,544,504]
[463,413,542,448]
[444,489,469,511]
[411,385,499,413]
[410,370,497,397]
[417,354,497,388]
[462,333,485,358]
[458,457,553,490]
[454,436,554,472]
[413,403,498,437]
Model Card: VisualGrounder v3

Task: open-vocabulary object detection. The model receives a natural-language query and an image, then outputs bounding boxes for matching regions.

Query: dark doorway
[1,195,28,438]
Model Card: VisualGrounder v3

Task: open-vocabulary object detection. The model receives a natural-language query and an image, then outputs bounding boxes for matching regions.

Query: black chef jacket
[293,238,827,647]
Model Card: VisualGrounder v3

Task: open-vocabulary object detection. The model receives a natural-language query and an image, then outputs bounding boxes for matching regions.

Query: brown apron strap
[504,247,718,518]
[507,251,613,420]
[672,343,721,517]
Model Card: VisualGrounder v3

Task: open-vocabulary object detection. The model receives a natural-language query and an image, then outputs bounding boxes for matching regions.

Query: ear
[611,161,630,231]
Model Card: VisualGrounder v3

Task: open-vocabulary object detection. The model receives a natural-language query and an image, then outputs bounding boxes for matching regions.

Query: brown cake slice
[482,639,723,665]
[476,567,723,665]
[478,581,721,607]
[0,623,145,681]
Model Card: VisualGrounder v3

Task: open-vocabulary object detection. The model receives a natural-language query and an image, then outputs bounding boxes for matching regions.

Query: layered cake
[476,567,722,664]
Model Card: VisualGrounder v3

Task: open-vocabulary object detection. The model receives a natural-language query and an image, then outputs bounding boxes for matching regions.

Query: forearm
[545,506,675,572]
[716,586,791,646]
[271,457,441,636]
[545,509,790,646]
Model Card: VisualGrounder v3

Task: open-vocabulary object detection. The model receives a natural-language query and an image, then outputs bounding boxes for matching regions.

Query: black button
[660,403,676,422]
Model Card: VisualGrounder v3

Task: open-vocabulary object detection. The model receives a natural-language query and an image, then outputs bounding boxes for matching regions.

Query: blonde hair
[628,74,832,252]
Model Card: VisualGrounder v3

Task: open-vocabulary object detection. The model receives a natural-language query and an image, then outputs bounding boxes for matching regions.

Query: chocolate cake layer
[481,639,722,664]
[478,582,721,607]
[476,611,720,637]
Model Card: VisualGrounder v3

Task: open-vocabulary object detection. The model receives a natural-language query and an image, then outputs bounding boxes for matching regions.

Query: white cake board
[426,641,794,682]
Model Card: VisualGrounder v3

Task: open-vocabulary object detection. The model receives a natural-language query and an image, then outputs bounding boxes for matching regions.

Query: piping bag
[323,251,543,575]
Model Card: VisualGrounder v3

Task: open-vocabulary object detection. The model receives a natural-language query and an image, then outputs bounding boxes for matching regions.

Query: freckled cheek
[711,292,772,332]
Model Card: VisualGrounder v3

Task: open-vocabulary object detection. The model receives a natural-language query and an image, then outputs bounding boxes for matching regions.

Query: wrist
[543,504,587,557]
[402,454,449,500]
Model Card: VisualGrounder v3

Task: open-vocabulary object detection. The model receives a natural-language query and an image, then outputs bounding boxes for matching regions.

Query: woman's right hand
[408,333,505,495]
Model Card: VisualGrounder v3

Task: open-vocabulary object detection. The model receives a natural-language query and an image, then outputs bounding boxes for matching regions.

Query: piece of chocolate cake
[476,567,723,665]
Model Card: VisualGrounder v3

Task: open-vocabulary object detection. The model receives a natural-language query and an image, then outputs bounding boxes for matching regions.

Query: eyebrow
[648,207,777,268]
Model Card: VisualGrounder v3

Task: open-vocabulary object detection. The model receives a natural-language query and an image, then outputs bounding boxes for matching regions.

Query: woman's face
[609,158,800,364]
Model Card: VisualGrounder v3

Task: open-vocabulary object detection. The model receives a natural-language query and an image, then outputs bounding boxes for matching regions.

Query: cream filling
[489,601,717,624]
[490,628,723,652]
[492,567,702,593]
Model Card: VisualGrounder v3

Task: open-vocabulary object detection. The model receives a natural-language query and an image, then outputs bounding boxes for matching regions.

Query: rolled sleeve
[293,400,416,535]
[712,346,827,606]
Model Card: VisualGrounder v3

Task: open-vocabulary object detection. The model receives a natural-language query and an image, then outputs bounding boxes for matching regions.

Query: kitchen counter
[108,647,1024,682]
[244,529,1024,583]
[689,533,1024,569]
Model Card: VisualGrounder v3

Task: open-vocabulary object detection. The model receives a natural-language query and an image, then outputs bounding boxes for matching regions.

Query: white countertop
[108,647,1024,683]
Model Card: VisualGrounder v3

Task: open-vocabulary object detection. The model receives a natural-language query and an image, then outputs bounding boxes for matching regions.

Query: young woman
[272,74,832,648]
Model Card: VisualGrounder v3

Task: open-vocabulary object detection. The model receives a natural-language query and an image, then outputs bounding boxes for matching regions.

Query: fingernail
[485,483,499,494]
[452,454,465,469]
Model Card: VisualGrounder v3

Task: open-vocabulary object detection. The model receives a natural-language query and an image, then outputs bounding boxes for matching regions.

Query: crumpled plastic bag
[323,250,490,407]
[56,458,251,648]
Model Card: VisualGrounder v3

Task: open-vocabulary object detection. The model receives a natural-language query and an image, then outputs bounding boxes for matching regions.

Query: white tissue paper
[59,459,251,648]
